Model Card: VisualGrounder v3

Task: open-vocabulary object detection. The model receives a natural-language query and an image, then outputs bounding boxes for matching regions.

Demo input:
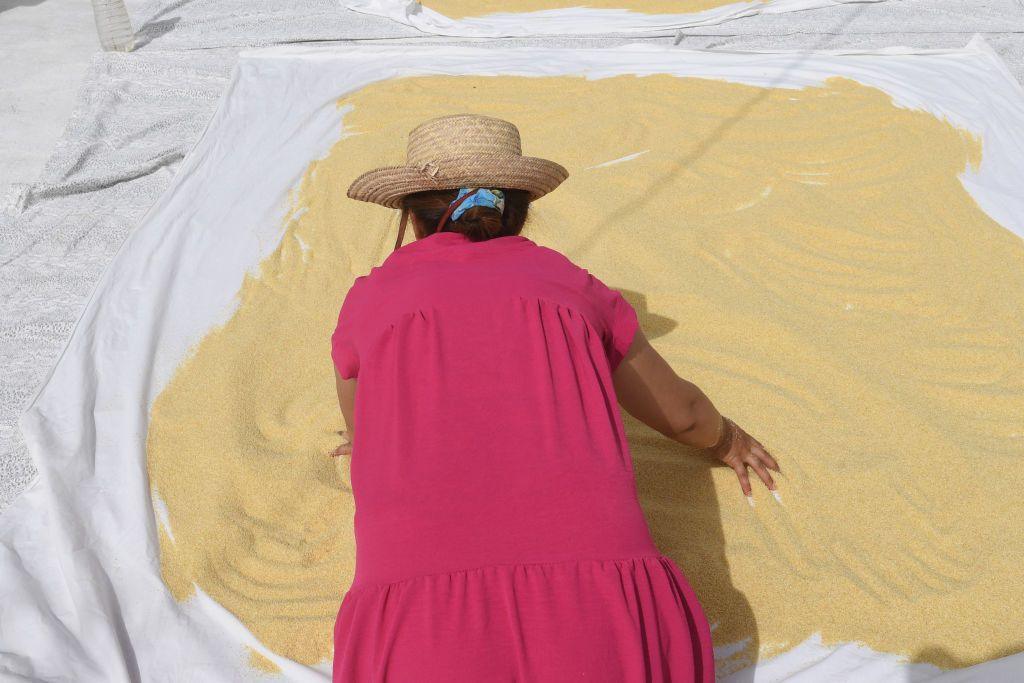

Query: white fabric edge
[342,0,888,37]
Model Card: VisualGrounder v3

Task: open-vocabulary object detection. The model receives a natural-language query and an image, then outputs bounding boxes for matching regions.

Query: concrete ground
[0,0,99,203]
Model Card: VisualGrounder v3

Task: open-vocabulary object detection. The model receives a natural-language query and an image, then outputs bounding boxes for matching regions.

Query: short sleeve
[331,279,366,379]
[586,272,640,373]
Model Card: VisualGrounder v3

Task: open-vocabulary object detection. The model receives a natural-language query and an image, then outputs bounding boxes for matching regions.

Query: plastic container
[90,0,135,52]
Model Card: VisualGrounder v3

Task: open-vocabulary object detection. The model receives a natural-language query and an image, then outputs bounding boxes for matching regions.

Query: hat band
[418,161,441,178]
[413,153,519,180]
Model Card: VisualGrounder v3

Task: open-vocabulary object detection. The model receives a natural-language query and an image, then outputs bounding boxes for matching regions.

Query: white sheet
[343,0,888,37]
[2,37,1024,682]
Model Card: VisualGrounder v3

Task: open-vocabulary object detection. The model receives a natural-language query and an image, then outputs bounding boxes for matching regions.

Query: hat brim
[346,153,569,209]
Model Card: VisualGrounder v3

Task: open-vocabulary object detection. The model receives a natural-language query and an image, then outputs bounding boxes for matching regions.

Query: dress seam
[346,553,667,596]
[356,294,609,367]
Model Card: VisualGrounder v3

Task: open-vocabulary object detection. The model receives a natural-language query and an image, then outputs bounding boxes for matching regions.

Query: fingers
[748,458,776,492]
[701,417,784,506]
[733,427,781,476]
[729,460,753,499]
[751,439,781,473]
[724,428,783,507]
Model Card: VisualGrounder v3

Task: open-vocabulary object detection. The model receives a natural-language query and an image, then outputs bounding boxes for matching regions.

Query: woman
[329,114,780,682]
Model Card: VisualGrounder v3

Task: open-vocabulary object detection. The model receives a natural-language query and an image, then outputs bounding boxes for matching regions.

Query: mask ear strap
[393,207,409,252]
[434,188,479,234]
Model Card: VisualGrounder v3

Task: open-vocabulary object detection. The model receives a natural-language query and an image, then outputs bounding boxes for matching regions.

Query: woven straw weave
[347,114,569,209]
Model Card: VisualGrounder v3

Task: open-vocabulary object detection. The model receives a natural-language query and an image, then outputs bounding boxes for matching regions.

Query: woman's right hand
[608,330,783,504]
[703,416,782,505]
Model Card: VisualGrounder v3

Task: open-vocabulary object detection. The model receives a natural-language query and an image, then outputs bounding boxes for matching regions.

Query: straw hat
[346,114,569,209]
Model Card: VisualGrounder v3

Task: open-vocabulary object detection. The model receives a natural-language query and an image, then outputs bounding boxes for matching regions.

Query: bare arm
[612,329,781,499]
[611,329,723,449]
[331,368,357,458]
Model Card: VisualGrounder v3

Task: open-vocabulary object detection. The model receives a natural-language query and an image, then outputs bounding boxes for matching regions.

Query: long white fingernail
[772,489,783,504]
[746,495,755,508]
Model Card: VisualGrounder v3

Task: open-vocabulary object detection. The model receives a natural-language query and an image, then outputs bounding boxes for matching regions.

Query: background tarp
[2,39,1024,682]
[344,0,888,36]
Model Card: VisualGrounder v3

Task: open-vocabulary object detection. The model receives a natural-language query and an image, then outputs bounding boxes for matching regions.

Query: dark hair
[401,188,531,242]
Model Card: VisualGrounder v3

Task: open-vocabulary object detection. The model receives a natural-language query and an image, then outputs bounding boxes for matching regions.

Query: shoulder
[337,273,375,317]
[527,244,591,281]
[522,244,628,324]
[351,261,391,295]
[530,243,573,266]
[346,273,372,297]
[530,244,617,294]
[354,248,417,292]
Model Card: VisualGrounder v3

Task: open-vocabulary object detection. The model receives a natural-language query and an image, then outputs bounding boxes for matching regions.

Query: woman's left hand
[330,430,353,458]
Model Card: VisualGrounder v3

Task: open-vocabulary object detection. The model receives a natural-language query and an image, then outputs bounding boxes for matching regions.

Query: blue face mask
[450,188,505,221]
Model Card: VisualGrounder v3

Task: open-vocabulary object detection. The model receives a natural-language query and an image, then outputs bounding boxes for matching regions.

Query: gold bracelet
[705,414,727,450]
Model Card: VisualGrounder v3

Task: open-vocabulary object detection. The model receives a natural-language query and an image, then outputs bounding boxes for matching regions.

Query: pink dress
[330,230,715,682]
